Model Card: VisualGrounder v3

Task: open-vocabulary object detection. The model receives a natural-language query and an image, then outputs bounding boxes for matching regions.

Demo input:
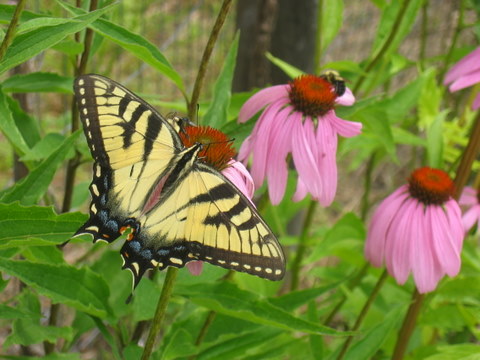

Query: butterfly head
[179,125,235,171]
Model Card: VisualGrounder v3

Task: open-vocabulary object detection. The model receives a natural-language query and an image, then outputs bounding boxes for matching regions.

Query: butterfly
[73,74,285,288]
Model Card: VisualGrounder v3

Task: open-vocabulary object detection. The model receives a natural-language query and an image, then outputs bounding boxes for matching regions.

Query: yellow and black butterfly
[73,74,285,288]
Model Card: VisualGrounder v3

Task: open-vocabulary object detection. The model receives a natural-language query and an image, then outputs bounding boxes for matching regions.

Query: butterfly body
[73,74,285,287]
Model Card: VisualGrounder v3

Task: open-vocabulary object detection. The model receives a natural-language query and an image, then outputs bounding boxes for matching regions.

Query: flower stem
[439,1,465,83]
[141,267,179,360]
[0,0,26,62]
[336,269,388,360]
[290,199,317,291]
[324,262,370,325]
[360,153,376,221]
[418,0,428,71]
[453,110,480,200]
[353,0,412,94]
[391,88,480,360]
[187,0,234,121]
[392,290,425,360]
[62,0,98,213]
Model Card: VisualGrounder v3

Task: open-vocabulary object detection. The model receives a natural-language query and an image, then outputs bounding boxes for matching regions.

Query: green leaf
[176,282,347,336]
[7,95,41,148]
[320,0,344,53]
[2,354,81,360]
[426,112,447,168]
[90,316,122,360]
[266,52,304,79]
[59,2,185,93]
[0,89,29,155]
[52,39,84,56]
[343,306,404,360]
[196,328,283,360]
[0,258,112,318]
[16,17,72,34]
[4,319,73,347]
[0,203,86,249]
[20,133,67,162]
[371,0,423,60]
[1,131,81,205]
[203,32,239,128]
[0,304,39,319]
[0,5,115,75]
[0,5,43,23]
[269,283,340,311]
[2,72,74,94]
[424,344,480,360]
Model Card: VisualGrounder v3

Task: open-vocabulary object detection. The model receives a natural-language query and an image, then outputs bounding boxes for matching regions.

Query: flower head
[444,46,480,110]
[179,124,256,275]
[365,167,464,293]
[459,186,480,233]
[238,73,361,206]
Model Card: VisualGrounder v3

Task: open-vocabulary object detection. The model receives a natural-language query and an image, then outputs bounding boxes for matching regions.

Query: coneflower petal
[291,113,322,199]
[250,99,287,186]
[238,85,289,123]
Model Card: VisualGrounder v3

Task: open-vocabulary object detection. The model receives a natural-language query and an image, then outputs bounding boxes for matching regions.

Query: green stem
[353,0,411,94]
[313,0,323,73]
[189,270,235,359]
[360,153,376,221]
[392,290,425,360]
[141,267,179,360]
[62,0,98,213]
[453,110,480,200]
[391,98,480,360]
[336,270,388,360]
[439,0,465,83]
[324,262,370,325]
[418,0,428,71]
[290,200,317,291]
[0,0,26,62]
[187,0,234,121]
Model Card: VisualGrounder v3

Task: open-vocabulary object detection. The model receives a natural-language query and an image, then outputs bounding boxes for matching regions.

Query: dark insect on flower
[320,70,346,97]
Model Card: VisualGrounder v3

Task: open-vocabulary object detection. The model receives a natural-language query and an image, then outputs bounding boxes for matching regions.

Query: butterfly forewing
[74,74,285,288]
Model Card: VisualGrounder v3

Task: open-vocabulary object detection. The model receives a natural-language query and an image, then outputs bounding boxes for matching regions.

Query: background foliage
[0,1,480,359]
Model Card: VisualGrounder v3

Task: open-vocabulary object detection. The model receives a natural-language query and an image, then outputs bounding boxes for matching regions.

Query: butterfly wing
[74,74,285,288]
[74,74,183,243]
[121,161,285,286]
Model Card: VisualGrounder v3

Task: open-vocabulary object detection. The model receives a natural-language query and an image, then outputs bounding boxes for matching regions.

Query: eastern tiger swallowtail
[73,74,285,288]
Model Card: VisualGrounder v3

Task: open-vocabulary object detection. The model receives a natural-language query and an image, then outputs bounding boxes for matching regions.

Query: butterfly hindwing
[121,162,285,286]
[74,74,285,287]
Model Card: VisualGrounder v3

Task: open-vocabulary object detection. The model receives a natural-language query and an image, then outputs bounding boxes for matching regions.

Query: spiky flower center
[288,74,337,117]
[179,125,235,171]
[408,167,454,205]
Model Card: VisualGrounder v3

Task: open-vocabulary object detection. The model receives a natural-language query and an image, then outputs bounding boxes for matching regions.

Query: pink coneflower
[365,167,464,293]
[459,186,480,233]
[179,125,256,276]
[238,74,362,206]
[444,46,480,110]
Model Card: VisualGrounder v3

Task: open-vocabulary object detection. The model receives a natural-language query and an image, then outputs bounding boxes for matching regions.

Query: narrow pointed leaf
[2,72,73,93]
[203,32,239,128]
[59,2,184,93]
[0,203,86,249]
[0,258,112,318]
[176,282,347,336]
[0,89,29,155]
[0,5,115,75]
[0,131,81,205]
